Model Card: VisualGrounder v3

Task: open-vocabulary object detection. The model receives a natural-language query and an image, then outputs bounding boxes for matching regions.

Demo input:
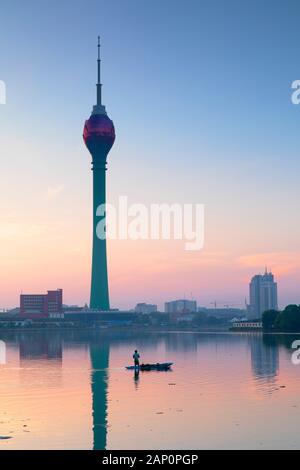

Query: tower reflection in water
[16,331,110,449]
[89,339,109,450]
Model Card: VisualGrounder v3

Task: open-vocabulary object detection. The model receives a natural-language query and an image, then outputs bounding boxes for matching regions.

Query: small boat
[126,362,173,371]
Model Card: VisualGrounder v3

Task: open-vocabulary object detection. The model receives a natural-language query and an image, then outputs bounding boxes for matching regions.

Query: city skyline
[8,268,280,315]
[1,0,300,310]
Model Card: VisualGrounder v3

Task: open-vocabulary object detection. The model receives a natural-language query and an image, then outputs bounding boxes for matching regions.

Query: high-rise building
[83,38,115,310]
[164,299,197,314]
[249,269,278,318]
[20,289,63,319]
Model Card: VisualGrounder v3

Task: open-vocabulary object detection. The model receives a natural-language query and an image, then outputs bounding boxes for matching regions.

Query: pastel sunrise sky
[1,0,300,310]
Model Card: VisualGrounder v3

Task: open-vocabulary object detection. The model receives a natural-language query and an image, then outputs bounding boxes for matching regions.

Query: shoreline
[0,325,299,335]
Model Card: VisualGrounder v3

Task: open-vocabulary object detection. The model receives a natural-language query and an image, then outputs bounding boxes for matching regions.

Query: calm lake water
[0,329,300,450]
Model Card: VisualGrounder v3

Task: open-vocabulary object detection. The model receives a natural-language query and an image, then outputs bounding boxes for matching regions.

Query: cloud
[0,223,47,239]
[46,184,65,200]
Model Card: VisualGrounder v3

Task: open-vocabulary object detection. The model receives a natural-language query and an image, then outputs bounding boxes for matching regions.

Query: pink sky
[0,133,299,310]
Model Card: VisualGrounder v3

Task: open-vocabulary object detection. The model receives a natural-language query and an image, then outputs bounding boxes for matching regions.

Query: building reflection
[17,331,63,389]
[165,332,198,352]
[19,331,63,361]
[248,334,279,391]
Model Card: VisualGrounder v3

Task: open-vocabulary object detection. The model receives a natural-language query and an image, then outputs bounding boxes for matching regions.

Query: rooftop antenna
[97,36,102,106]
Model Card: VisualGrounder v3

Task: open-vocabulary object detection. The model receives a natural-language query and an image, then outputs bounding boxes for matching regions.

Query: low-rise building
[134,303,158,314]
[231,320,262,330]
[165,299,197,314]
[20,289,63,319]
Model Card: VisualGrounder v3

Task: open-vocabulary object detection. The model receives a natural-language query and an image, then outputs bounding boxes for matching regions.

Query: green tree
[275,305,300,332]
[262,309,279,330]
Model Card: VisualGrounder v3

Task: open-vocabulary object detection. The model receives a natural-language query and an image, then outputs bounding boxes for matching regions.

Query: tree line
[262,305,300,332]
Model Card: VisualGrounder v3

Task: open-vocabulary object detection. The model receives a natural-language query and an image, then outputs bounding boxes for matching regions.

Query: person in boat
[133,350,140,369]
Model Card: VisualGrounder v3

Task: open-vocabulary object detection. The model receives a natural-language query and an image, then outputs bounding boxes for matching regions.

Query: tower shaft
[90,162,110,310]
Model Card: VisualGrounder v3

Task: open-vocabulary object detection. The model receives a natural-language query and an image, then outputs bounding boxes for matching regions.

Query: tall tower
[83,38,115,310]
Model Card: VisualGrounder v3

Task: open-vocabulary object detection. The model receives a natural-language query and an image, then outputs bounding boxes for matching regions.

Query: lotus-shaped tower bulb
[83,113,115,161]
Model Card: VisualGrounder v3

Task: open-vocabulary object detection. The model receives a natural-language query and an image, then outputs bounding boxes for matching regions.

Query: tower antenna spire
[97,36,102,105]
